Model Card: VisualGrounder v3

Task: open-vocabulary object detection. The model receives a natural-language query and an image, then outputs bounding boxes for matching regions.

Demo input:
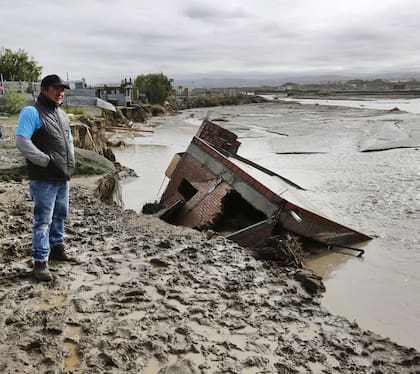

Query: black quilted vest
[28,94,75,180]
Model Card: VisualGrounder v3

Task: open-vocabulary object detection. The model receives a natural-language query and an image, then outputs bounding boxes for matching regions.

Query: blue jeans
[29,180,69,262]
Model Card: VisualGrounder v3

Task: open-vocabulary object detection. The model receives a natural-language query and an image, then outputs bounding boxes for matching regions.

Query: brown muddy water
[113,101,420,351]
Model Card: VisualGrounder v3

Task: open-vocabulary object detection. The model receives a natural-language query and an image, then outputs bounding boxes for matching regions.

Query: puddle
[36,292,83,371]
[67,324,82,337]
[63,318,82,371]
[64,339,82,372]
[38,294,69,311]
[36,289,83,371]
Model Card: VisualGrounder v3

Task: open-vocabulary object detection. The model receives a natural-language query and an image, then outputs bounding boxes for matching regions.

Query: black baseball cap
[40,74,70,89]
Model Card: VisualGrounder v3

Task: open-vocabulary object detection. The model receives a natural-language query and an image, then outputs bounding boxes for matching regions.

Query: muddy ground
[1,180,420,373]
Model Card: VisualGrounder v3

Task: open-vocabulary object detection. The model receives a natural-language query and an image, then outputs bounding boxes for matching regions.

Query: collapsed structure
[156,120,371,250]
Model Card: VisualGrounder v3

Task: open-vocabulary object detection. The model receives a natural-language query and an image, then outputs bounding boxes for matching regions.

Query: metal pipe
[327,244,365,257]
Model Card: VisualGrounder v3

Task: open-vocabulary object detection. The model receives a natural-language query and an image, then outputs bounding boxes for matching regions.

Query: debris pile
[254,232,304,268]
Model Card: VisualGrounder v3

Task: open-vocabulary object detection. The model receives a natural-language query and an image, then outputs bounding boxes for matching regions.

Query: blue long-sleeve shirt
[16,106,74,167]
[16,106,73,141]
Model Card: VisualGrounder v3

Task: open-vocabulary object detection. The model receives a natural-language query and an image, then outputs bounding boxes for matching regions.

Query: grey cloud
[185,3,252,21]
[2,0,420,82]
[85,26,183,45]
[258,22,303,40]
[334,29,391,43]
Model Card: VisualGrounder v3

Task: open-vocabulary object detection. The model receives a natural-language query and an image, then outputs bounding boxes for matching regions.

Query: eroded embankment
[0,181,419,373]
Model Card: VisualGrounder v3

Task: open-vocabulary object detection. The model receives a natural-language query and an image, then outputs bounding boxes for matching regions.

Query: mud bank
[1,181,419,373]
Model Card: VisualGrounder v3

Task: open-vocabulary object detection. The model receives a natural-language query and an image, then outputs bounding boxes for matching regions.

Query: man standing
[16,74,75,281]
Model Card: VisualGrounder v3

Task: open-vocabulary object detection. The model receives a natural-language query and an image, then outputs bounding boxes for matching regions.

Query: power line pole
[0,73,4,95]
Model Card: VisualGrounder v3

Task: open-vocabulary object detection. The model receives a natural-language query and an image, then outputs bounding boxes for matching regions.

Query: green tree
[5,87,26,114]
[134,73,172,105]
[0,47,42,81]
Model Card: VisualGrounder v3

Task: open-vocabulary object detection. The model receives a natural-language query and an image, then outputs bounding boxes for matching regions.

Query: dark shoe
[49,245,77,262]
[33,261,53,282]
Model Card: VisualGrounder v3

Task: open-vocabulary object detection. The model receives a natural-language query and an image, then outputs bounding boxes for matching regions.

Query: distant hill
[173,72,420,89]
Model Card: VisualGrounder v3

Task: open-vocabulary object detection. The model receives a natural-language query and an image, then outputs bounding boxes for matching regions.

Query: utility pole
[0,73,4,95]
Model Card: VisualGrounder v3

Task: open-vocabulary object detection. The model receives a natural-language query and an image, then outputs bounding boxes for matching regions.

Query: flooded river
[114,100,420,350]
[278,96,420,114]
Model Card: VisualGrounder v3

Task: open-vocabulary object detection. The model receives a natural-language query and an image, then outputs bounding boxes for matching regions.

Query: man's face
[42,85,65,106]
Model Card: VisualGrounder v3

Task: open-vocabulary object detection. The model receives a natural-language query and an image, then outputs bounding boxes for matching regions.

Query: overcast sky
[2,0,420,84]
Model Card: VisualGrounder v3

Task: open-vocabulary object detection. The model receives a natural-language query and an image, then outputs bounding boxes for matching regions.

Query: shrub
[150,104,166,116]
[5,87,26,114]
[63,106,85,115]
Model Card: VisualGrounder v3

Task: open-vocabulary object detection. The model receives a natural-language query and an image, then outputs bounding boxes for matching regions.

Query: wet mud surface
[1,181,419,373]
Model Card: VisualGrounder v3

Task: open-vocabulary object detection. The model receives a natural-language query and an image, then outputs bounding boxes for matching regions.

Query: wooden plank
[100,126,154,133]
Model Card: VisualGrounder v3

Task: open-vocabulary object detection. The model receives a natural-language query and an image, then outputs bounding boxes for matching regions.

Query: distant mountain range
[172,72,420,89]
